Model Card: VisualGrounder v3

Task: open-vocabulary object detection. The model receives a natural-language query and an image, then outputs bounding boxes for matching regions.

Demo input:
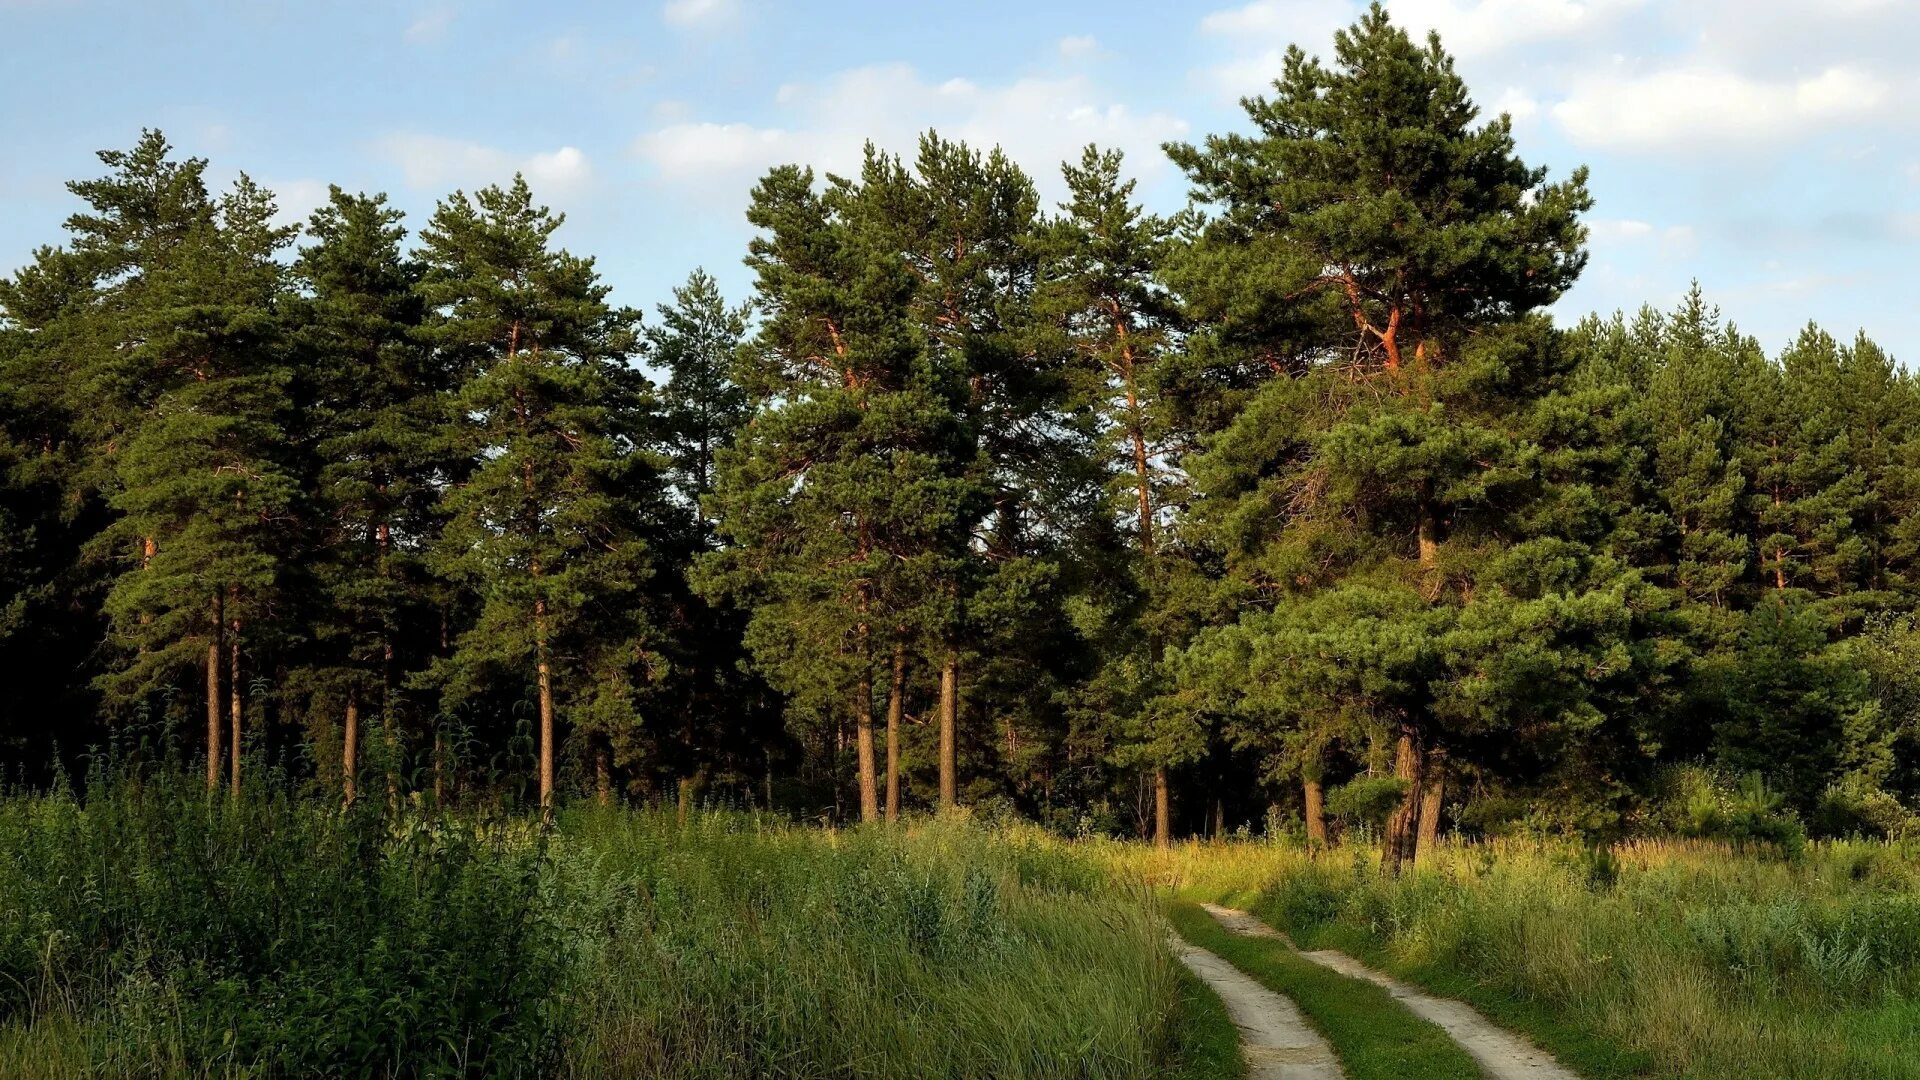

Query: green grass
[1165,900,1479,1080]
[0,771,1199,1078]
[1137,837,1920,1080]
[1268,915,1651,1079]
[1167,958,1247,1080]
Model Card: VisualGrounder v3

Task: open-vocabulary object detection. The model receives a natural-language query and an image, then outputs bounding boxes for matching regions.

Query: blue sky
[4,0,1917,358]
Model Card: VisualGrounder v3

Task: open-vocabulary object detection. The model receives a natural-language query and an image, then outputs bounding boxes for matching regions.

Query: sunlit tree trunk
[228,601,242,797]
[938,651,958,810]
[535,594,554,819]
[1304,778,1328,846]
[1383,723,1425,874]
[206,590,223,793]
[343,691,359,806]
[854,667,879,823]
[1154,767,1171,850]
[885,642,905,823]
[1416,749,1447,860]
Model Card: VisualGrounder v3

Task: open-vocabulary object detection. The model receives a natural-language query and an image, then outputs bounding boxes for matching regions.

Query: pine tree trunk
[854,668,879,824]
[938,651,958,810]
[1304,778,1328,846]
[535,597,555,819]
[1383,724,1425,874]
[1417,491,1441,598]
[1212,797,1225,842]
[595,741,611,807]
[885,642,904,824]
[1153,767,1171,850]
[206,590,223,793]
[382,638,398,803]
[434,606,449,806]
[343,691,359,806]
[1416,750,1446,861]
[228,609,242,797]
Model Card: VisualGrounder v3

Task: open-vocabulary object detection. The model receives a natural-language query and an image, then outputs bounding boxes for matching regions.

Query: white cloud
[1058,34,1099,59]
[1486,86,1539,123]
[268,178,332,231]
[1588,218,1698,257]
[405,7,454,43]
[662,0,738,28]
[1198,0,1349,43]
[375,133,594,196]
[633,62,1189,204]
[1379,0,1645,59]
[1196,0,1643,97]
[636,123,800,180]
[1553,65,1889,151]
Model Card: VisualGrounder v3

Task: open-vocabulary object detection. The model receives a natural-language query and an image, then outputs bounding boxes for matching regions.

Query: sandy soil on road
[1199,903,1579,1080]
[1175,939,1345,1079]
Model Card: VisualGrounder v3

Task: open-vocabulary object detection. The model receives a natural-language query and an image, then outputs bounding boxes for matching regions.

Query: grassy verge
[1266,912,1651,1080]
[1136,837,1920,1080]
[1168,958,1247,1080]
[0,774,1201,1078]
[1165,900,1479,1080]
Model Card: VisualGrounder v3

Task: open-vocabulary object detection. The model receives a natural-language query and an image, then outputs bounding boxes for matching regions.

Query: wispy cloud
[633,62,1188,204]
[374,133,594,196]
[405,6,454,43]
[662,0,739,28]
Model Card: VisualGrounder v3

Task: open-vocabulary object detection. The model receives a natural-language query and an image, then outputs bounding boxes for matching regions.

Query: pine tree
[701,157,981,823]
[648,268,751,517]
[1038,145,1191,845]
[291,187,447,802]
[1168,4,1592,868]
[641,269,768,809]
[882,133,1092,814]
[419,176,664,815]
[45,135,300,792]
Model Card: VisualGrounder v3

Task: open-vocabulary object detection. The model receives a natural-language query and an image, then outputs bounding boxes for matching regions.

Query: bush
[1811,778,1919,840]
[1326,776,1408,830]
[1655,767,1807,856]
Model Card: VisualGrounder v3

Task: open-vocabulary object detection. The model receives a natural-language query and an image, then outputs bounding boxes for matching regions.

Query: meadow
[3,773,1918,1078]
[0,772,1226,1079]
[1151,835,1920,1080]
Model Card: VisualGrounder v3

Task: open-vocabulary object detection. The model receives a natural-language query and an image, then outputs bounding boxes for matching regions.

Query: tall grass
[557,809,1185,1078]
[1146,836,1920,1080]
[0,771,1200,1078]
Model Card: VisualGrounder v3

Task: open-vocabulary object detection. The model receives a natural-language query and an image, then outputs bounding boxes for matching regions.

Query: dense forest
[4,6,1918,860]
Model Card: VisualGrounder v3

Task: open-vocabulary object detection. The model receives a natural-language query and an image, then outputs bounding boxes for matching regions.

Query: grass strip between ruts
[1259,906,1652,1080]
[1165,899,1481,1080]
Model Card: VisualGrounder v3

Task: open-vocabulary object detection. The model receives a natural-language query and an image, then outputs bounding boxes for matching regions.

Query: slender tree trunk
[938,651,958,811]
[343,691,359,806]
[206,590,223,793]
[535,596,554,819]
[1153,767,1171,850]
[382,639,398,803]
[229,607,242,797]
[1212,797,1225,842]
[434,605,449,806]
[885,642,904,824]
[1304,778,1328,846]
[854,667,879,823]
[1417,490,1441,598]
[595,741,611,808]
[1383,724,1425,874]
[1416,748,1447,861]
